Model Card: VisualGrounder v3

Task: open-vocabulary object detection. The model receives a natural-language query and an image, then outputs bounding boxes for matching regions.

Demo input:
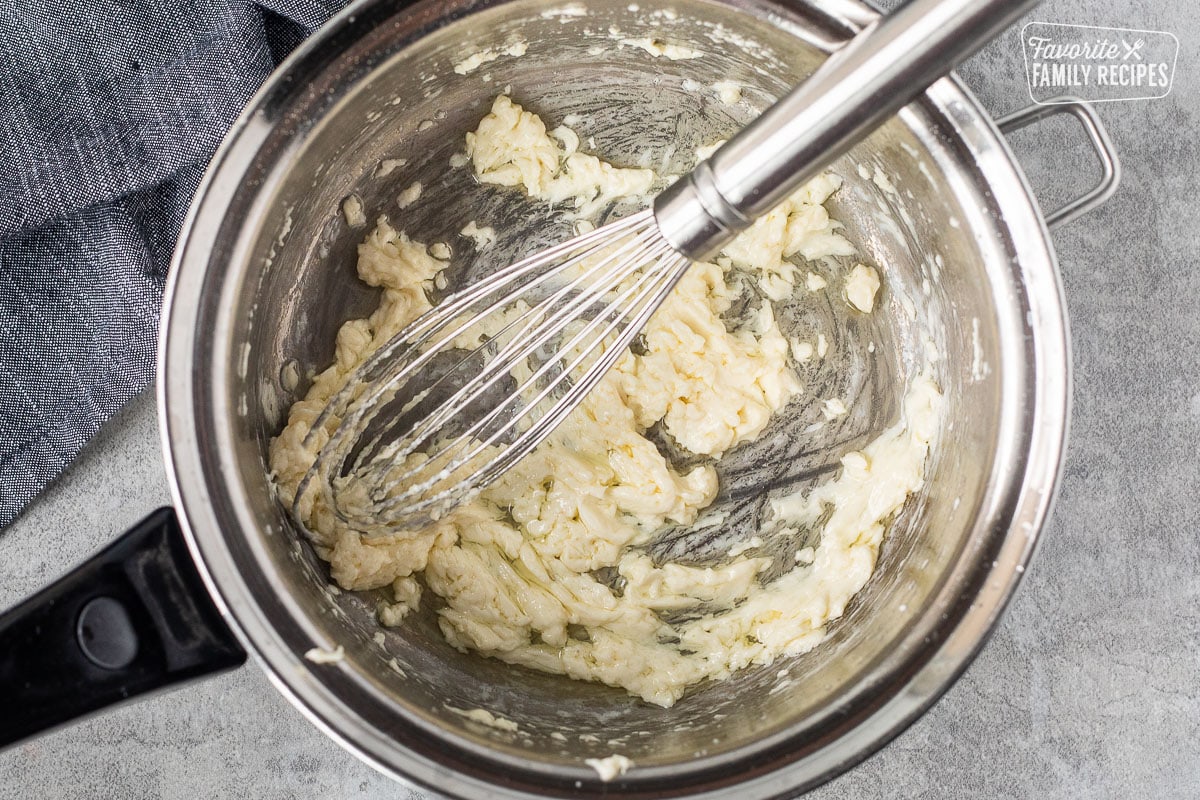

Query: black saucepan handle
[0,507,247,747]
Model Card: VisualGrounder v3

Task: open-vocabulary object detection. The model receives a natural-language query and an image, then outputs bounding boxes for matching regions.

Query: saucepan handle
[996,96,1121,229]
[0,507,246,748]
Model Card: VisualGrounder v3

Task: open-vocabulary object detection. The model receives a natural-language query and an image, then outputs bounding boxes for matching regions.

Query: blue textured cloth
[0,0,347,527]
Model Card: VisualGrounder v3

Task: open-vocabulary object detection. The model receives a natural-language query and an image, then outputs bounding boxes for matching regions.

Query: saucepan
[0,0,1118,797]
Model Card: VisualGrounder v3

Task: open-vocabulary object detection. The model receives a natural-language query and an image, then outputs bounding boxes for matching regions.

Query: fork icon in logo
[1122,38,1145,60]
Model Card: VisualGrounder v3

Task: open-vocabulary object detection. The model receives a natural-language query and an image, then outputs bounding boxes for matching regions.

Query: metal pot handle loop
[996,96,1121,229]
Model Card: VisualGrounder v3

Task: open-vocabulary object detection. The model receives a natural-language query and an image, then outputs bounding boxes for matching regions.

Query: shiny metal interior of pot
[215,0,1026,790]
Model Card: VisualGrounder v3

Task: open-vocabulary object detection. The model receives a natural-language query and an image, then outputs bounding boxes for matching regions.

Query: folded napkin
[0,0,347,527]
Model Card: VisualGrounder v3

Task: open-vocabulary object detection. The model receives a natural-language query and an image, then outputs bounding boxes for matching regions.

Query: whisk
[293,0,1036,538]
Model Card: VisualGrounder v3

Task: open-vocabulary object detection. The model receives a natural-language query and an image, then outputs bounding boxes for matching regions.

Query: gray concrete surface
[2,0,1198,797]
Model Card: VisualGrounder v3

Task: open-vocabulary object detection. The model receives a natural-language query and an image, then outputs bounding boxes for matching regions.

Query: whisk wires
[292,210,690,539]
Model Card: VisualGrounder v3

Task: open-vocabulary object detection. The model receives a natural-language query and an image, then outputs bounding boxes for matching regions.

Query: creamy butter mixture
[271,96,941,707]
[585,754,633,782]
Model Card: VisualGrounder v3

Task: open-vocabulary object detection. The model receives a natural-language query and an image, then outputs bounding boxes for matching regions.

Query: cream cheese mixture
[270,95,941,707]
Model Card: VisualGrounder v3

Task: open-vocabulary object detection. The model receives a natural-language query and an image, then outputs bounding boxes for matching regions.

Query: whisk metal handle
[653,0,1039,259]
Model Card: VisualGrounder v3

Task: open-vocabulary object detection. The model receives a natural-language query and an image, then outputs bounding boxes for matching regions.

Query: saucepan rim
[158,0,1071,796]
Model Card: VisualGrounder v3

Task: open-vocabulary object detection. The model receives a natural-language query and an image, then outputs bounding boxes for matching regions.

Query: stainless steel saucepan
[0,0,1118,797]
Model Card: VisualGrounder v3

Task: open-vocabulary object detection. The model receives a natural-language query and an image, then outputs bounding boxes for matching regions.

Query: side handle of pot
[0,507,246,748]
[996,96,1121,228]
